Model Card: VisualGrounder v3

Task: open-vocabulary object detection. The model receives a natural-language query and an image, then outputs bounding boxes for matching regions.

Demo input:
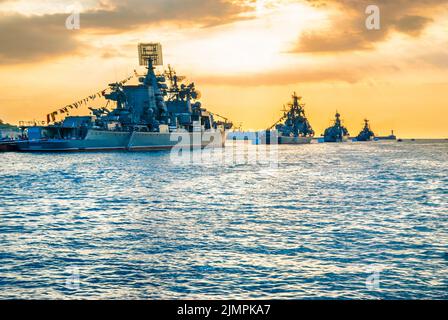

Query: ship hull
[255,132,312,145]
[0,141,18,152]
[323,135,349,143]
[376,136,397,141]
[355,136,374,142]
[16,129,226,152]
[278,136,312,145]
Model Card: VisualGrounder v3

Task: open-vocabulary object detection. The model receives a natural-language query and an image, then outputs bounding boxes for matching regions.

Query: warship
[322,111,350,142]
[15,43,231,152]
[355,119,375,141]
[260,92,314,144]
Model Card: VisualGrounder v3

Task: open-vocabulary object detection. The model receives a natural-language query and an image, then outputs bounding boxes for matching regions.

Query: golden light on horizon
[0,0,447,138]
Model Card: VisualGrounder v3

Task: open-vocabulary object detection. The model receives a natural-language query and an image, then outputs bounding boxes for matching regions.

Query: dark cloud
[80,0,253,32]
[394,15,433,36]
[0,13,83,64]
[296,30,382,53]
[0,0,253,64]
[293,0,447,53]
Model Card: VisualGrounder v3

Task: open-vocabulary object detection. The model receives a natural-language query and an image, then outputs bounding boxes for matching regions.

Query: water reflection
[0,141,447,299]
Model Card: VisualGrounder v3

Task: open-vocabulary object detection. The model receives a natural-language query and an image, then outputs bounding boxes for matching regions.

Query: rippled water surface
[1,140,447,299]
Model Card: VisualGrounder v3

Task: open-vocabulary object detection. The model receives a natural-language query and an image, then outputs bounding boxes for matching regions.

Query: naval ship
[355,119,375,141]
[260,92,314,144]
[322,111,350,142]
[15,44,231,152]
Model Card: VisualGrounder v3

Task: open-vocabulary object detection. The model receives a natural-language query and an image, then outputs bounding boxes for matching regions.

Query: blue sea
[0,140,447,299]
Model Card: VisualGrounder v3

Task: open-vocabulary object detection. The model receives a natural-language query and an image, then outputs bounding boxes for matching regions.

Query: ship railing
[18,120,47,127]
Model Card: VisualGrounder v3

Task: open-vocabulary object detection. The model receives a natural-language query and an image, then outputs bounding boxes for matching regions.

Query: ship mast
[268,92,314,137]
[363,118,370,130]
[334,111,342,127]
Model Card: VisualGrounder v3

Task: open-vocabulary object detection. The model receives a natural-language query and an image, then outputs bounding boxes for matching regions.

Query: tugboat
[355,119,375,141]
[322,111,350,142]
[260,92,314,144]
[16,43,231,152]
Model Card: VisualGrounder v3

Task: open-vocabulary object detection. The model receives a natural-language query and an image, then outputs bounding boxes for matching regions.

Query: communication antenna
[138,43,163,66]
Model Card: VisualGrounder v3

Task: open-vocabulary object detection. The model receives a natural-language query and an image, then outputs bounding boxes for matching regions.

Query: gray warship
[261,92,314,144]
[16,43,231,152]
[323,111,350,142]
[355,119,375,141]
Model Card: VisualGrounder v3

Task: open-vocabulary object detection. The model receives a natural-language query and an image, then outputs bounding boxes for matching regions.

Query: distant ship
[355,119,375,141]
[323,111,350,142]
[227,129,258,142]
[14,43,231,152]
[377,130,397,141]
[260,92,314,145]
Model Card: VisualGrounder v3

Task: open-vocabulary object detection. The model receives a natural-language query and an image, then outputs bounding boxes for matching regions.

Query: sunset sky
[0,0,447,138]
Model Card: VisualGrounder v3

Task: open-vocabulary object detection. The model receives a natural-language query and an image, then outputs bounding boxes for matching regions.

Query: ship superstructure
[16,43,231,152]
[323,111,350,142]
[356,119,375,141]
[261,92,314,145]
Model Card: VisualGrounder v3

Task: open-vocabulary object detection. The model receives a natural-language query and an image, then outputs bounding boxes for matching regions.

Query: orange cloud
[0,13,83,64]
[293,0,447,53]
[195,67,363,86]
[0,0,254,65]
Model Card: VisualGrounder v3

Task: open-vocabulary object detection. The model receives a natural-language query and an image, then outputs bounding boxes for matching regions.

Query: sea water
[0,140,447,299]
